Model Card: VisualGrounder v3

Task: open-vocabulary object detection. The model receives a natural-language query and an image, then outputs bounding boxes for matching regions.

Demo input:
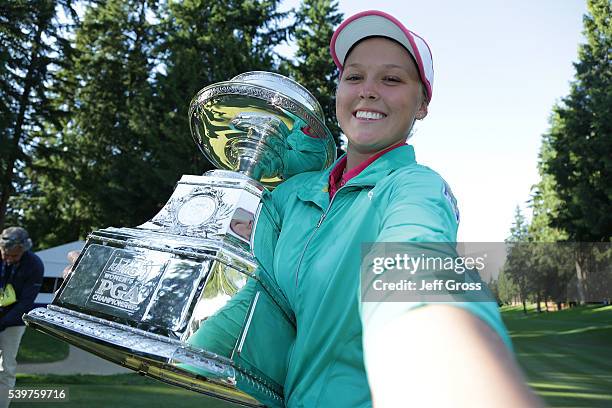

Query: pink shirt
[328,143,406,198]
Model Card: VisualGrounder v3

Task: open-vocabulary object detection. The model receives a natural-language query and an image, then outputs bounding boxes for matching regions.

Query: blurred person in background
[0,227,44,408]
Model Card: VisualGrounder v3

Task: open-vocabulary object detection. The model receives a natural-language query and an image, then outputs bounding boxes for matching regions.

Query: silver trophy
[24,72,336,407]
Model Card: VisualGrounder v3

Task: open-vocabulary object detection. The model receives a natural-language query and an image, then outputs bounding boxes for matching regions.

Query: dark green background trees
[0,0,75,229]
[286,0,343,155]
[1,0,343,247]
[499,0,611,309]
[24,0,162,244]
[538,0,611,243]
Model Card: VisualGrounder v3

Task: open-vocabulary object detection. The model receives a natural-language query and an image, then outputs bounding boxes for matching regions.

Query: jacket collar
[296,144,417,209]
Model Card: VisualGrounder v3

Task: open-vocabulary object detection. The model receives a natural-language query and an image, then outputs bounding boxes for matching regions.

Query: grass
[502,304,612,407]
[13,305,612,407]
[16,327,70,363]
[14,374,243,408]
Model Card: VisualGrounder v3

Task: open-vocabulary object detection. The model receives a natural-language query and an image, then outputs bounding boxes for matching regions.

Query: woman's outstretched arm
[363,304,543,407]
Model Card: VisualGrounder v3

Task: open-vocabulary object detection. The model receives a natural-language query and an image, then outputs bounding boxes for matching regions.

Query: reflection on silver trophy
[24,72,336,407]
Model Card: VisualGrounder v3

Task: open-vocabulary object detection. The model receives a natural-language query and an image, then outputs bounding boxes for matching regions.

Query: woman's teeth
[355,111,386,120]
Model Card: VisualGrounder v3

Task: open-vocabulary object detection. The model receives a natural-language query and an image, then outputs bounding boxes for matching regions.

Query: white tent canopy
[36,240,85,278]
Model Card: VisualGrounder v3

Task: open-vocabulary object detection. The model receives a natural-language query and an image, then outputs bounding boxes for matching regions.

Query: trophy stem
[238,158,259,180]
[226,126,283,181]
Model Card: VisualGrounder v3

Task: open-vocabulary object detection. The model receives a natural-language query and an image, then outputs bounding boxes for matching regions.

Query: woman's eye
[344,74,361,81]
[383,76,401,83]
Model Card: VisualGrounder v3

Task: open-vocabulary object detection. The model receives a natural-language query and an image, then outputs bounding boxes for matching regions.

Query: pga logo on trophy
[24,72,336,407]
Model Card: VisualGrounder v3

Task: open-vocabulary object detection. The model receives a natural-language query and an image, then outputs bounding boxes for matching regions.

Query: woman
[262,10,541,407]
[63,10,540,407]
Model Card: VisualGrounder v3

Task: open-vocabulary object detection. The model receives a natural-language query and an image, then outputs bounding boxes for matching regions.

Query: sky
[277,0,589,242]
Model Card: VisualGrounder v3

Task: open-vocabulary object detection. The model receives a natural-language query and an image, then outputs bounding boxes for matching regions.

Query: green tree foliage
[21,0,161,246]
[0,0,76,230]
[12,0,291,247]
[1,0,361,250]
[505,206,532,313]
[154,0,290,175]
[530,1,611,303]
[541,0,611,242]
[529,243,576,312]
[530,135,568,243]
[499,2,612,309]
[508,206,530,243]
[286,0,343,154]
[496,268,518,306]
[505,206,584,311]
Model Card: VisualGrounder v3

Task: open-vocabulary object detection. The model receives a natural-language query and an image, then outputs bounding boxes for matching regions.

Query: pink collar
[328,143,406,198]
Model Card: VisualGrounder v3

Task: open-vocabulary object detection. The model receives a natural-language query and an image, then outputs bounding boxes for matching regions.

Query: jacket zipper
[294,185,349,286]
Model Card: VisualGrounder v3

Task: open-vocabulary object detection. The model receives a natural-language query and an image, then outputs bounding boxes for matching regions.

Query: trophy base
[24,306,283,407]
[24,170,292,407]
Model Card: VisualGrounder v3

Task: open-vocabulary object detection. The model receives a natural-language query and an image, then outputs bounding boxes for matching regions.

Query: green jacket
[262,144,511,407]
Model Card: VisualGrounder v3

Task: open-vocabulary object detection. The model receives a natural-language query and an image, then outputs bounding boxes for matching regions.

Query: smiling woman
[250,8,543,407]
[336,37,428,168]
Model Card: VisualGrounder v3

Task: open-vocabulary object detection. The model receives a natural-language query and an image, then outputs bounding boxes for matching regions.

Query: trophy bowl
[190,71,337,187]
[24,72,337,407]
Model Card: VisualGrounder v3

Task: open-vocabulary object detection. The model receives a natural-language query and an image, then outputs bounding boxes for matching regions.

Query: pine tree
[543,0,611,242]
[532,0,611,303]
[530,131,569,243]
[530,133,578,309]
[17,0,291,247]
[20,0,162,246]
[508,205,530,243]
[287,0,343,155]
[496,268,518,305]
[0,0,75,230]
[505,206,532,313]
[154,0,290,176]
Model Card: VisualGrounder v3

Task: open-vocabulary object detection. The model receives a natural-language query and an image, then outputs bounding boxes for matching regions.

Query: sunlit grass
[503,304,612,407]
[13,304,612,407]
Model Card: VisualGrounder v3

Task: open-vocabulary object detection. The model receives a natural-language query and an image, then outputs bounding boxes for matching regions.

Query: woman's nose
[359,83,379,100]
